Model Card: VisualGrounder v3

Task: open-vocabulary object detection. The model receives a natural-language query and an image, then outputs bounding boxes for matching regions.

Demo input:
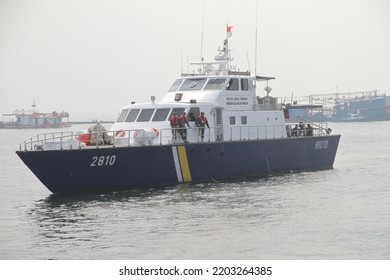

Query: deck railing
[19,122,332,151]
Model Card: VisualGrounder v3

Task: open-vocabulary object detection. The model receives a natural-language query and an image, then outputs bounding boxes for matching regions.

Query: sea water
[1,122,390,259]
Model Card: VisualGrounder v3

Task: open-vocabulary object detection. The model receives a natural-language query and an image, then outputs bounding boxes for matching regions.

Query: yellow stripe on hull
[177,146,192,182]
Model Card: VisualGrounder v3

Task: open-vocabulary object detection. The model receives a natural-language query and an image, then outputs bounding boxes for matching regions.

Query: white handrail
[19,121,332,151]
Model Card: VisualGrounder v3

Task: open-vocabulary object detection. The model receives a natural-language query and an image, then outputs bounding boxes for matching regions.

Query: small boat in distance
[2,102,70,129]
[16,27,340,194]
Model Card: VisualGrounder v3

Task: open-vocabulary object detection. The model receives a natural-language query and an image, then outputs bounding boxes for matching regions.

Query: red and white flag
[227,25,233,38]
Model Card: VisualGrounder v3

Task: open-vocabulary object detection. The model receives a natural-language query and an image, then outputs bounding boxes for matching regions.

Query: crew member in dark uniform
[306,123,314,136]
[196,112,210,143]
[291,124,299,137]
[179,112,191,143]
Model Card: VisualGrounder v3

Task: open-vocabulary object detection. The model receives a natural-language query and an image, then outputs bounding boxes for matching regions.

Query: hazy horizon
[1,0,389,121]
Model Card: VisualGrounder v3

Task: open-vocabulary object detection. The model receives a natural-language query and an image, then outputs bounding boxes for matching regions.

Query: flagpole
[226,23,229,70]
[226,24,233,71]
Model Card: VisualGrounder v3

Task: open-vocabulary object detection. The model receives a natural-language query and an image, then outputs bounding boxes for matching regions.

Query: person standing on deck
[178,112,191,143]
[170,113,179,142]
[196,112,210,143]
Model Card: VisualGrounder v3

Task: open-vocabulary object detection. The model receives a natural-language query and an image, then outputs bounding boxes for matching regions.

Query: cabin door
[214,108,223,141]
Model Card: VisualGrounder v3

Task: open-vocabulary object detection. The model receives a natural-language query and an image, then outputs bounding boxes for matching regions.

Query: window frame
[187,107,200,121]
[136,109,155,122]
[204,78,226,90]
[241,79,249,91]
[168,80,182,92]
[152,108,171,122]
[125,109,140,122]
[179,78,207,91]
[169,108,186,119]
[226,78,239,91]
[117,109,129,122]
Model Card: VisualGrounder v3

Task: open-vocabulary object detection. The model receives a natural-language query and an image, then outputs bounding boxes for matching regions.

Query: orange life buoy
[152,128,159,136]
[114,129,125,138]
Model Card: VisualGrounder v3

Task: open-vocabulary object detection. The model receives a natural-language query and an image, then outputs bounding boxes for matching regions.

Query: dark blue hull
[16,135,340,194]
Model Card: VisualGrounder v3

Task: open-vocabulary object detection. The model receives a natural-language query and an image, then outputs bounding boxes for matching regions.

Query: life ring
[152,128,159,136]
[114,129,126,138]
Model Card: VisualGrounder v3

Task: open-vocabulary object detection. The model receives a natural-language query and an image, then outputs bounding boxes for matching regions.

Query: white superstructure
[109,35,287,146]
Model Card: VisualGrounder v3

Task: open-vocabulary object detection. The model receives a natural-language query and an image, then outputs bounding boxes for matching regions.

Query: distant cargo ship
[1,102,71,129]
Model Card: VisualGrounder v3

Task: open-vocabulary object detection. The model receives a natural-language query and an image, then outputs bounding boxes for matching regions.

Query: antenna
[181,51,183,74]
[200,2,205,62]
[199,1,205,74]
[254,0,259,76]
[246,51,251,73]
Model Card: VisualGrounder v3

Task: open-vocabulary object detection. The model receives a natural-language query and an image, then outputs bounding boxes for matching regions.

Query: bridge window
[152,109,170,121]
[188,107,200,121]
[117,109,129,122]
[241,79,249,91]
[226,78,239,91]
[241,116,247,124]
[169,108,185,119]
[168,80,182,92]
[137,109,155,122]
[205,79,226,90]
[179,79,207,91]
[125,109,140,122]
[229,116,236,125]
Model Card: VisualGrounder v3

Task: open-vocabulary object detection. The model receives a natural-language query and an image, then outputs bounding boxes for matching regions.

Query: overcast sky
[1,0,389,121]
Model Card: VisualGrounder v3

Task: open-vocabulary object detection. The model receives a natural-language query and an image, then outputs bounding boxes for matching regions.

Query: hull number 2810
[315,140,328,150]
[90,155,116,167]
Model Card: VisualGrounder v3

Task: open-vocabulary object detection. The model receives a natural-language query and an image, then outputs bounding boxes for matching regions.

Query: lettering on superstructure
[226,97,248,105]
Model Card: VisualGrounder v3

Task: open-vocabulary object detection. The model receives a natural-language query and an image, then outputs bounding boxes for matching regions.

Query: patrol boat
[16,31,341,194]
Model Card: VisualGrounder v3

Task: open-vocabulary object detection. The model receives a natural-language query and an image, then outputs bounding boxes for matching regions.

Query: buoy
[114,129,126,138]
